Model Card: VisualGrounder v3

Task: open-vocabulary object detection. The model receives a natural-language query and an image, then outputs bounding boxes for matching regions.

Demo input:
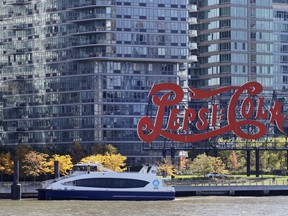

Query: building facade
[189,0,274,90]
[273,0,288,91]
[0,0,194,164]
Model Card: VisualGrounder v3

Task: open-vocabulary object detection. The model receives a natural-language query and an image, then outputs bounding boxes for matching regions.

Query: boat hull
[38,189,175,201]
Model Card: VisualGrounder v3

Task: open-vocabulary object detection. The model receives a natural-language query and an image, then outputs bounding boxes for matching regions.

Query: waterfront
[0,196,288,216]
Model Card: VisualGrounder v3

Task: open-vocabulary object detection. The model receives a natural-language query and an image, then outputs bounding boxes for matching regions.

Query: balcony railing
[188,42,198,50]
[188,30,197,37]
[187,4,197,12]
[70,13,112,21]
[188,17,197,24]
[7,0,31,5]
[71,0,115,8]
[188,55,197,62]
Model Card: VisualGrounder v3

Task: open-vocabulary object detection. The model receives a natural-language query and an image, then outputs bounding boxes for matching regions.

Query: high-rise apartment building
[189,0,274,90]
[187,0,288,141]
[0,0,194,164]
[273,0,288,91]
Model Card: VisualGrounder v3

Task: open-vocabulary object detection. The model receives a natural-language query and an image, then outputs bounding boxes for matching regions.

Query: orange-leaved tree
[229,151,239,170]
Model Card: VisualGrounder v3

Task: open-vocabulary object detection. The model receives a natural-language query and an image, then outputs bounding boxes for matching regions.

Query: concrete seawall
[0,182,41,198]
[175,185,288,196]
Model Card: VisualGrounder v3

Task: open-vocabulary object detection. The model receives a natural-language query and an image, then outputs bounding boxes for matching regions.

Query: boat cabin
[72,163,113,173]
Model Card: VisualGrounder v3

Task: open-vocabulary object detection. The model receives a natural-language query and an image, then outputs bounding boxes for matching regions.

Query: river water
[0,196,287,216]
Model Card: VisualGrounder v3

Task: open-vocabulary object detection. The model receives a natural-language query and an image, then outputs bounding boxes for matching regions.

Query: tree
[47,154,73,175]
[90,144,117,155]
[103,154,127,172]
[0,152,14,180]
[15,144,32,178]
[80,153,127,172]
[71,142,87,164]
[189,153,226,177]
[22,151,50,180]
[229,151,239,170]
[157,159,176,177]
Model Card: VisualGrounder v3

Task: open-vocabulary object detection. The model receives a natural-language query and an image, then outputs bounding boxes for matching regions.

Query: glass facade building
[273,0,288,91]
[189,0,274,90]
[0,0,194,164]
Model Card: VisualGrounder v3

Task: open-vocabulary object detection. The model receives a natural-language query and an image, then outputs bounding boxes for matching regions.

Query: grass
[168,173,288,186]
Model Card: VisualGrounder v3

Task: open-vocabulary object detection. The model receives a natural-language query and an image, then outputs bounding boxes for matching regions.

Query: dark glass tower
[0,0,194,164]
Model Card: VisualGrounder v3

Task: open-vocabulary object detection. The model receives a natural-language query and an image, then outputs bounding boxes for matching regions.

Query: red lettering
[241,98,254,119]
[196,108,209,130]
[220,109,225,121]
[167,109,180,131]
[137,83,183,142]
[182,108,196,131]
[137,81,286,143]
[211,104,218,127]
[269,101,286,133]
[255,97,268,119]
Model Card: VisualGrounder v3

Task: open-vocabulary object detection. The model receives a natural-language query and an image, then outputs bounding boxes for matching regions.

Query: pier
[1,178,288,198]
[172,178,288,196]
[175,185,288,196]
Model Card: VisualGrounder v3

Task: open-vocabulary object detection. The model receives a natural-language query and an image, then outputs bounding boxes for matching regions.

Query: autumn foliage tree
[157,159,176,177]
[80,153,127,172]
[229,151,239,170]
[22,151,50,180]
[0,152,14,180]
[47,154,73,175]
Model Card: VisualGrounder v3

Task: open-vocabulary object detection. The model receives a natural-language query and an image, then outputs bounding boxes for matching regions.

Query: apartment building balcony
[188,30,197,37]
[188,42,198,50]
[187,4,197,12]
[69,13,112,22]
[187,55,197,62]
[71,26,112,35]
[70,39,115,47]
[188,17,197,24]
[7,0,31,5]
[71,0,115,9]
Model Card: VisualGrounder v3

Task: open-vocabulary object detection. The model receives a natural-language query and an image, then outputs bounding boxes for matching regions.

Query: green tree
[22,151,50,180]
[90,144,117,155]
[15,144,32,178]
[189,153,226,177]
[71,142,87,164]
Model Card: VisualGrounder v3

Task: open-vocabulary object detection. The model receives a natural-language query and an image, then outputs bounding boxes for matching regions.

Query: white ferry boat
[38,163,175,200]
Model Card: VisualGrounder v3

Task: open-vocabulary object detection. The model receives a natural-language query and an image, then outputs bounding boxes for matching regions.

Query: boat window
[73,166,87,171]
[74,178,149,188]
[73,165,98,172]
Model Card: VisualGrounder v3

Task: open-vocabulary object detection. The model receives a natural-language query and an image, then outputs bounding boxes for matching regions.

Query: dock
[1,179,288,198]
[172,178,288,196]
[175,185,288,196]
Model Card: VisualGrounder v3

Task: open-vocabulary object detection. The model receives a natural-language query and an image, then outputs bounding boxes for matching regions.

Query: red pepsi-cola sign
[137,82,286,143]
